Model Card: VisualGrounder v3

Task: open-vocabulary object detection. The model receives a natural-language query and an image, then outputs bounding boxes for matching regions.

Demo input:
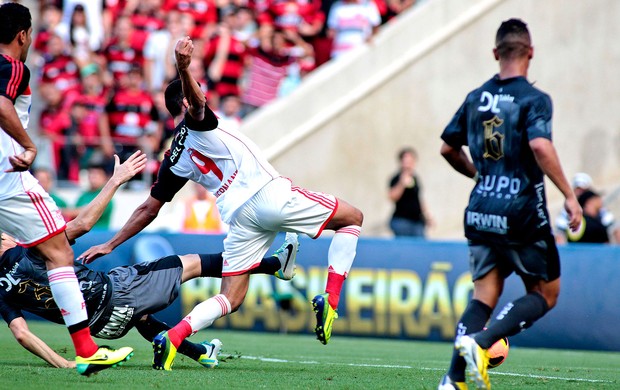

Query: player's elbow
[69,218,92,239]
[9,321,29,345]
[440,142,456,159]
[528,137,553,157]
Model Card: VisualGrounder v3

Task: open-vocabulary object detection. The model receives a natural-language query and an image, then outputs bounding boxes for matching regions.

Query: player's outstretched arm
[9,317,75,368]
[175,36,206,121]
[66,151,147,241]
[0,96,37,172]
[77,195,165,263]
[529,137,582,232]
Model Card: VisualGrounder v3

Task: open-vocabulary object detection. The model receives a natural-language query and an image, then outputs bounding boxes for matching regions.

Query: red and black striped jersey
[0,54,30,104]
[39,54,80,93]
[0,55,38,201]
[204,35,247,97]
[106,88,159,140]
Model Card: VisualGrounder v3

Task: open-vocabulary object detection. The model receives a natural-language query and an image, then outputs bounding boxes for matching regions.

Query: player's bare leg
[313,199,363,345]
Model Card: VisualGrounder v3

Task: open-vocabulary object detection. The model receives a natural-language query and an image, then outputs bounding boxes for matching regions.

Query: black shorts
[468,237,560,282]
[92,255,183,339]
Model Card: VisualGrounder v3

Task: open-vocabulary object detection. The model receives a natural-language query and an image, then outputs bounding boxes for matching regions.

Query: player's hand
[112,151,147,185]
[6,147,36,172]
[62,360,77,369]
[77,244,112,264]
[175,36,194,71]
[565,196,583,232]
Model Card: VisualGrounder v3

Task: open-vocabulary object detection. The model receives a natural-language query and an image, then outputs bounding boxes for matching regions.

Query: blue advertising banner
[71,233,620,351]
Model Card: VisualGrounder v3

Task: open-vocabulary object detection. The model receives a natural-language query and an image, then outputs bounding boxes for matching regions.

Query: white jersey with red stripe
[170,124,280,223]
[0,55,38,202]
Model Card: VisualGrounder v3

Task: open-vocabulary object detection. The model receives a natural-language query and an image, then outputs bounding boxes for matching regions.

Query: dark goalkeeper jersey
[0,247,111,327]
[441,75,555,244]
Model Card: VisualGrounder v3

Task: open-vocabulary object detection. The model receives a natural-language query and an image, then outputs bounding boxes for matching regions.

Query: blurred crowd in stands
[31,0,419,185]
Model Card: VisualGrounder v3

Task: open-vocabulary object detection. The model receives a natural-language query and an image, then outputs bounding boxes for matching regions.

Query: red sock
[168,320,193,348]
[326,272,346,309]
[71,327,98,358]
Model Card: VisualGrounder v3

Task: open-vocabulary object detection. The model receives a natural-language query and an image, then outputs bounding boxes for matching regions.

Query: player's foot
[312,293,338,345]
[152,331,178,371]
[438,374,468,390]
[76,346,134,376]
[197,339,223,368]
[456,335,490,390]
[273,232,299,280]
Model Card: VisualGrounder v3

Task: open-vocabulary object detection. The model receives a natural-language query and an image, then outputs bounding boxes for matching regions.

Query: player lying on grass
[0,151,298,369]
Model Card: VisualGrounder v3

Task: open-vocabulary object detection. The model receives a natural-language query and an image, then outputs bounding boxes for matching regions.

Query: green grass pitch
[0,321,618,389]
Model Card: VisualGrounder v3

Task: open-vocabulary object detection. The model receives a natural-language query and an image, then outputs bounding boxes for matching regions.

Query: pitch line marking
[241,356,614,384]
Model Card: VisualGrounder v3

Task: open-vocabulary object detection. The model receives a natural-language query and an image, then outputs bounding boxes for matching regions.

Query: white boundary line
[241,356,614,384]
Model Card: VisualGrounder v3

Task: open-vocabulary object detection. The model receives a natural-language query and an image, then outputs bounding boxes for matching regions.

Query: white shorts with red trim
[0,183,66,246]
[222,177,337,276]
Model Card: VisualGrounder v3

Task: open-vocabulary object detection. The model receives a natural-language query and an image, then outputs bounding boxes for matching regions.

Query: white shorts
[0,183,66,246]
[222,177,337,276]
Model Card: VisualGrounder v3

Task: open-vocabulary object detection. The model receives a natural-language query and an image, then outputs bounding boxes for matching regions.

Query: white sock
[185,294,232,332]
[327,226,361,276]
[48,267,88,326]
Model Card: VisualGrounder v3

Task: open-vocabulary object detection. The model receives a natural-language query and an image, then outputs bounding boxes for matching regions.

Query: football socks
[476,292,549,349]
[448,299,492,382]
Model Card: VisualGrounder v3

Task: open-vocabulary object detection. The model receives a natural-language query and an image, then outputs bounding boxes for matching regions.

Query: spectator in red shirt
[100,15,147,86]
[127,0,166,45]
[39,82,74,181]
[163,0,218,39]
[40,33,81,95]
[72,64,115,159]
[204,10,248,100]
[258,0,325,43]
[106,65,162,165]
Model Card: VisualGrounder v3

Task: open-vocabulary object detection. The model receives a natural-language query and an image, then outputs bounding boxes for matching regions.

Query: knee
[354,208,364,227]
[541,289,559,310]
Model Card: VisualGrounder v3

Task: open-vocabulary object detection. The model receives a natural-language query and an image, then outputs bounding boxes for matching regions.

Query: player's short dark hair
[495,18,531,60]
[0,3,32,45]
[164,79,185,117]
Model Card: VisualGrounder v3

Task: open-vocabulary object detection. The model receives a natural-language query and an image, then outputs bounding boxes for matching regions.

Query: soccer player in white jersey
[80,36,364,370]
[0,3,133,376]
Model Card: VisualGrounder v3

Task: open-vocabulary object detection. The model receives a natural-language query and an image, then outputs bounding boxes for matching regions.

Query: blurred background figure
[565,191,611,244]
[327,0,381,60]
[215,94,243,132]
[555,172,620,244]
[241,28,313,117]
[105,65,162,185]
[571,172,593,197]
[388,147,432,237]
[65,4,93,68]
[180,183,225,234]
[73,161,115,229]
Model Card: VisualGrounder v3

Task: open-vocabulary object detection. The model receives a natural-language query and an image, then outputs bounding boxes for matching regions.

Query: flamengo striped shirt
[0,55,38,201]
[241,47,292,108]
